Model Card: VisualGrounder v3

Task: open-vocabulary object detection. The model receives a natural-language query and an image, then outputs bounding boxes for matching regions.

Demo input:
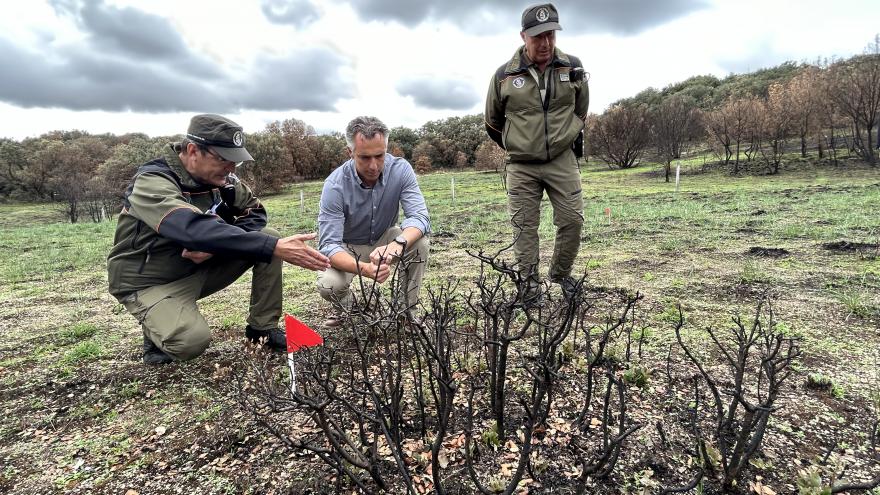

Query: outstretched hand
[274,233,330,271]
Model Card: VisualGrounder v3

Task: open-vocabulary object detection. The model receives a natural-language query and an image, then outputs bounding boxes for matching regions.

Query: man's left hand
[181,249,213,264]
[369,243,403,265]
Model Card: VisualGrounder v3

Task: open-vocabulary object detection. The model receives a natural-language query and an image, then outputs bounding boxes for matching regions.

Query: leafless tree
[652,95,702,182]
[705,106,734,167]
[588,104,652,169]
[786,67,823,158]
[706,97,762,174]
[830,54,880,164]
[760,83,794,174]
[674,297,801,492]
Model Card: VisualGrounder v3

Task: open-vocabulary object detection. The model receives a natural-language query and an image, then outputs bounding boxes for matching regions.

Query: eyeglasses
[204,147,241,167]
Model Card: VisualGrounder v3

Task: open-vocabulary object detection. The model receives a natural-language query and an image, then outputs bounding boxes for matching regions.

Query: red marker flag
[284,313,323,395]
[285,313,323,353]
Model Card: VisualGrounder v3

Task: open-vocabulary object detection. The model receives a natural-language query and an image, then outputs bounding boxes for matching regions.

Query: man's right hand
[359,260,391,283]
[274,233,330,271]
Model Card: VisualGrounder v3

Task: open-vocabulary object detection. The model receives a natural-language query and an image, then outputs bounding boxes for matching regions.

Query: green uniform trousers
[506,148,584,281]
[120,227,283,361]
[316,226,429,311]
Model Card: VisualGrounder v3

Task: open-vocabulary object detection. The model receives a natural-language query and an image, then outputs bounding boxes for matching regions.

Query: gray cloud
[0,0,354,114]
[235,49,354,112]
[396,77,480,110]
[0,38,231,111]
[49,0,222,77]
[345,0,711,36]
[261,0,320,28]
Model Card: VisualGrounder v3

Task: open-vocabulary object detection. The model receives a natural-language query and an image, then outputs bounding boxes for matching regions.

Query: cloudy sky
[0,0,877,140]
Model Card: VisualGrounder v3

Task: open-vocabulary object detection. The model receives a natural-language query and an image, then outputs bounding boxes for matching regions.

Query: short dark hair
[345,116,389,150]
[174,138,211,155]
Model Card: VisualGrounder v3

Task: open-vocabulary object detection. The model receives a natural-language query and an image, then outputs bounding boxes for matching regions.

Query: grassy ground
[0,155,878,493]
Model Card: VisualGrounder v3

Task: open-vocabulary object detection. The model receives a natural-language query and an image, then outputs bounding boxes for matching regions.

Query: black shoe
[553,276,579,300]
[143,335,173,365]
[245,325,286,352]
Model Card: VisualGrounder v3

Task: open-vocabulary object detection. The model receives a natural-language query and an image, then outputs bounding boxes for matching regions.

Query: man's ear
[520,31,527,43]
[346,146,353,158]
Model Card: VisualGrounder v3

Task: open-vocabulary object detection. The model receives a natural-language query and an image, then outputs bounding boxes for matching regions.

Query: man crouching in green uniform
[485,3,588,302]
[107,114,330,364]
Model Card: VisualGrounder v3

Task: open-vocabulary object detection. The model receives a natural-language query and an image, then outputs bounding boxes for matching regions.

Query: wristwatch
[393,235,408,251]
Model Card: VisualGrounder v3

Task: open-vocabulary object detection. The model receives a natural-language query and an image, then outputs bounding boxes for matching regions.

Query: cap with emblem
[521,3,562,37]
[186,114,254,163]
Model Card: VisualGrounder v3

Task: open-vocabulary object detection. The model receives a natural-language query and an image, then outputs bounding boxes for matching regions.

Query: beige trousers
[506,148,584,281]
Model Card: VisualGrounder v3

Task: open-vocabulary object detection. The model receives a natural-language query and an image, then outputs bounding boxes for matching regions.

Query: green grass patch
[830,287,873,319]
[59,322,99,343]
[61,340,104,365]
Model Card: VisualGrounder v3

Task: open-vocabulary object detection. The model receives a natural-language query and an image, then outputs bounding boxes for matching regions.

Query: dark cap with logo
[186,114,253,163]
[521,3,562,37]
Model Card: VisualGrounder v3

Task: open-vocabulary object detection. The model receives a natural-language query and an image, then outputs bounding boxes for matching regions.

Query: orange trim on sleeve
[156,205,201,232]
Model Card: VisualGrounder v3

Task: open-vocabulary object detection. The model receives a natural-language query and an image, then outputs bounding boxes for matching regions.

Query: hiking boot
[553,276,579,301]
[143,335,173,365]
[245,325,286,352]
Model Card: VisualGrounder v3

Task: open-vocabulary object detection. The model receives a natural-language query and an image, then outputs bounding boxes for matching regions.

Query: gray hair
[345,116,389,150]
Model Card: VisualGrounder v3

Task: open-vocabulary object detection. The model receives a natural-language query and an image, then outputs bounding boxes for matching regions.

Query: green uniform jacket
[107,145,278,298]
[485,46,589,163]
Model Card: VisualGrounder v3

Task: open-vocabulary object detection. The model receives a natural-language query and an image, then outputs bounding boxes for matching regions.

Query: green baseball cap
[186,114,254,163]
[521,3,562,37]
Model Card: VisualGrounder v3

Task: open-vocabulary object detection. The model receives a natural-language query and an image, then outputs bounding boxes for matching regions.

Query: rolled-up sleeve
[398,163,431,235]
[317,178,346,258]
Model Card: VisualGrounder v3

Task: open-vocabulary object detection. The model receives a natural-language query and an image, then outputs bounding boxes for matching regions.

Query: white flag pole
[675,164,681,193]
[287,353,297,394]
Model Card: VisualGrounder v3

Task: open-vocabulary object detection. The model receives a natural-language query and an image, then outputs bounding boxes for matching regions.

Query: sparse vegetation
[1,154,878,492]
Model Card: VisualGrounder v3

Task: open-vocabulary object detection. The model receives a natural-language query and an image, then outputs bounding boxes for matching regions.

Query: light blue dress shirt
[317,154,430,259]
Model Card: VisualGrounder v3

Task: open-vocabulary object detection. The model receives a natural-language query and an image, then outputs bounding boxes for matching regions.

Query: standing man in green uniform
[485,3,588,301]
[108,114,330,364]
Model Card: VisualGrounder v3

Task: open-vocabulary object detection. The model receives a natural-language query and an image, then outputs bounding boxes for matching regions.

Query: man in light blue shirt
[316,116,430,324]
